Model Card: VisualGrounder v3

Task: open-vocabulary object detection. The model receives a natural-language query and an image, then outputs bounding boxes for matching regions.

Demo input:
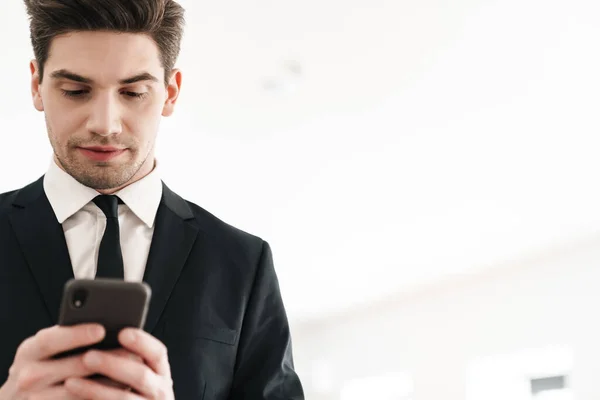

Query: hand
[0,323,106,400]
[64,328,174,400]
[87,348,144,391]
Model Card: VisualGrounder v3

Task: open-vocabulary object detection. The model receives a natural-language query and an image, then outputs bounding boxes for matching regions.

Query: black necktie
[93,195,124,279]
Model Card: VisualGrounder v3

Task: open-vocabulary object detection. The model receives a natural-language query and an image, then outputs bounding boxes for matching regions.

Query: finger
[89,375,132,391]
[27,384,85,400]
[21,354,92,391]
[65,377,144,400]
[102,348,143,364]
[81,350,162,398]
[119,328,171,377]
[82,349,142,393]
[18,324,105,361]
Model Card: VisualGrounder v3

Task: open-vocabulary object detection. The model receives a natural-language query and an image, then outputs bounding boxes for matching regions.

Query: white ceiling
[1,0,599,324]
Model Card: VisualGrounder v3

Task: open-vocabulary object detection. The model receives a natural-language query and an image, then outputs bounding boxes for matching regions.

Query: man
[0,0,304,399]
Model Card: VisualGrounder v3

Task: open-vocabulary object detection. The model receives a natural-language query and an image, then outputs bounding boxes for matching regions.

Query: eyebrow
[49,69,159,85]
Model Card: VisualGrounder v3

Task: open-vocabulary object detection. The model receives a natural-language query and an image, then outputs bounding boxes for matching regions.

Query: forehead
[46,31,163,83]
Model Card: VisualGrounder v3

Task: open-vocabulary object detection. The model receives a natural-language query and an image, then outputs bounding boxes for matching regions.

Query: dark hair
[23,0,185,86]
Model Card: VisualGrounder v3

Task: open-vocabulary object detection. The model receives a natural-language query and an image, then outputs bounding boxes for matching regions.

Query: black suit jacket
[0,176,304,399]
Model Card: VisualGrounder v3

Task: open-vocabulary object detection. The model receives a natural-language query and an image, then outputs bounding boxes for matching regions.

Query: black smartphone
[56,278,152,357]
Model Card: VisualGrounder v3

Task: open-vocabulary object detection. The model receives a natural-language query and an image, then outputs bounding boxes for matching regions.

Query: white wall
[291,233,600,399]
[2,0,600,325]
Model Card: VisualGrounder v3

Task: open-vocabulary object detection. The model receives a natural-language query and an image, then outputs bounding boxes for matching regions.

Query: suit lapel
[8,176,74,324]
[8,177,198,332]
[142,182,199,333]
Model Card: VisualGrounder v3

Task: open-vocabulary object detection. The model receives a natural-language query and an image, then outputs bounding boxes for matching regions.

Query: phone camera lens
[72,289,88,309]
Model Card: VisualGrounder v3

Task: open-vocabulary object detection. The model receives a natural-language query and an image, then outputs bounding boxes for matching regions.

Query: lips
[78,146,127,162]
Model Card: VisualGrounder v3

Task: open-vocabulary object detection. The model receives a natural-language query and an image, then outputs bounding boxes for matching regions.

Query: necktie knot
[93,195,120,219]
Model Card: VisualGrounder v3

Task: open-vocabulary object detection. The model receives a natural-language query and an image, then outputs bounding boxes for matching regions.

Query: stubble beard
[55,150,146,190]
[49,134,150,191]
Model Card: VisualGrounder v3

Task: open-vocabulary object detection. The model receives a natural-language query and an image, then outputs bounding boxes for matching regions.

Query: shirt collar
[43,158,163,228]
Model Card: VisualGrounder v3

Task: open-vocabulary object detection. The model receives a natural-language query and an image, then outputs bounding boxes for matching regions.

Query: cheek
[124,102,162,138]
[46,113,80,143]
[43,94,84,139]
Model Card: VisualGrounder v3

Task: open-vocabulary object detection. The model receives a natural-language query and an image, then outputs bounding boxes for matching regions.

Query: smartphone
[56,278,152,357]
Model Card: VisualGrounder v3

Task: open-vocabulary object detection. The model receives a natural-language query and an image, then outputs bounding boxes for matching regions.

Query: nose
[85,92,123,137]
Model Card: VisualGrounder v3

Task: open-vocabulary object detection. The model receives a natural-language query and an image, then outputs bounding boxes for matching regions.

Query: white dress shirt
[43,159,163,281]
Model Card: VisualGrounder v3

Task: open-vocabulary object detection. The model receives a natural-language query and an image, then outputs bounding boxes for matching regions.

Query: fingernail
[122,329,136,344]
[84,351,102,367]
[88,325,105,339]
[65,378,83,390]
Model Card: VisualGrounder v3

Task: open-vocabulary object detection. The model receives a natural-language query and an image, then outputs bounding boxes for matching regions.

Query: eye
[61,89,88,98]
[123,91,148,100]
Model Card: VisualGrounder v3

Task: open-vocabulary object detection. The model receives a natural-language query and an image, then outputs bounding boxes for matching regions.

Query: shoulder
[190,200,264,250]
[0,177,44,218]
[0,190,18,225]
[162,183,267,268]
[0,189,18,213]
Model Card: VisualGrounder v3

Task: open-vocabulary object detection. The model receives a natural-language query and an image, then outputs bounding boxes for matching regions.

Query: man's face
[31,31,181,191]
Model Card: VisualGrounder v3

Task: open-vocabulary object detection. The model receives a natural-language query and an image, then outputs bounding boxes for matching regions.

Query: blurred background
[1,0,600,398]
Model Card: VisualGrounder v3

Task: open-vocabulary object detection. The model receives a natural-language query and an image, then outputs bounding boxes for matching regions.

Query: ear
[162,68,182,117]
[30,60,44,112]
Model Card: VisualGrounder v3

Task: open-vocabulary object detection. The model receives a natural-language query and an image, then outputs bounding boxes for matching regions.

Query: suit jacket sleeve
[229,241,305,400]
